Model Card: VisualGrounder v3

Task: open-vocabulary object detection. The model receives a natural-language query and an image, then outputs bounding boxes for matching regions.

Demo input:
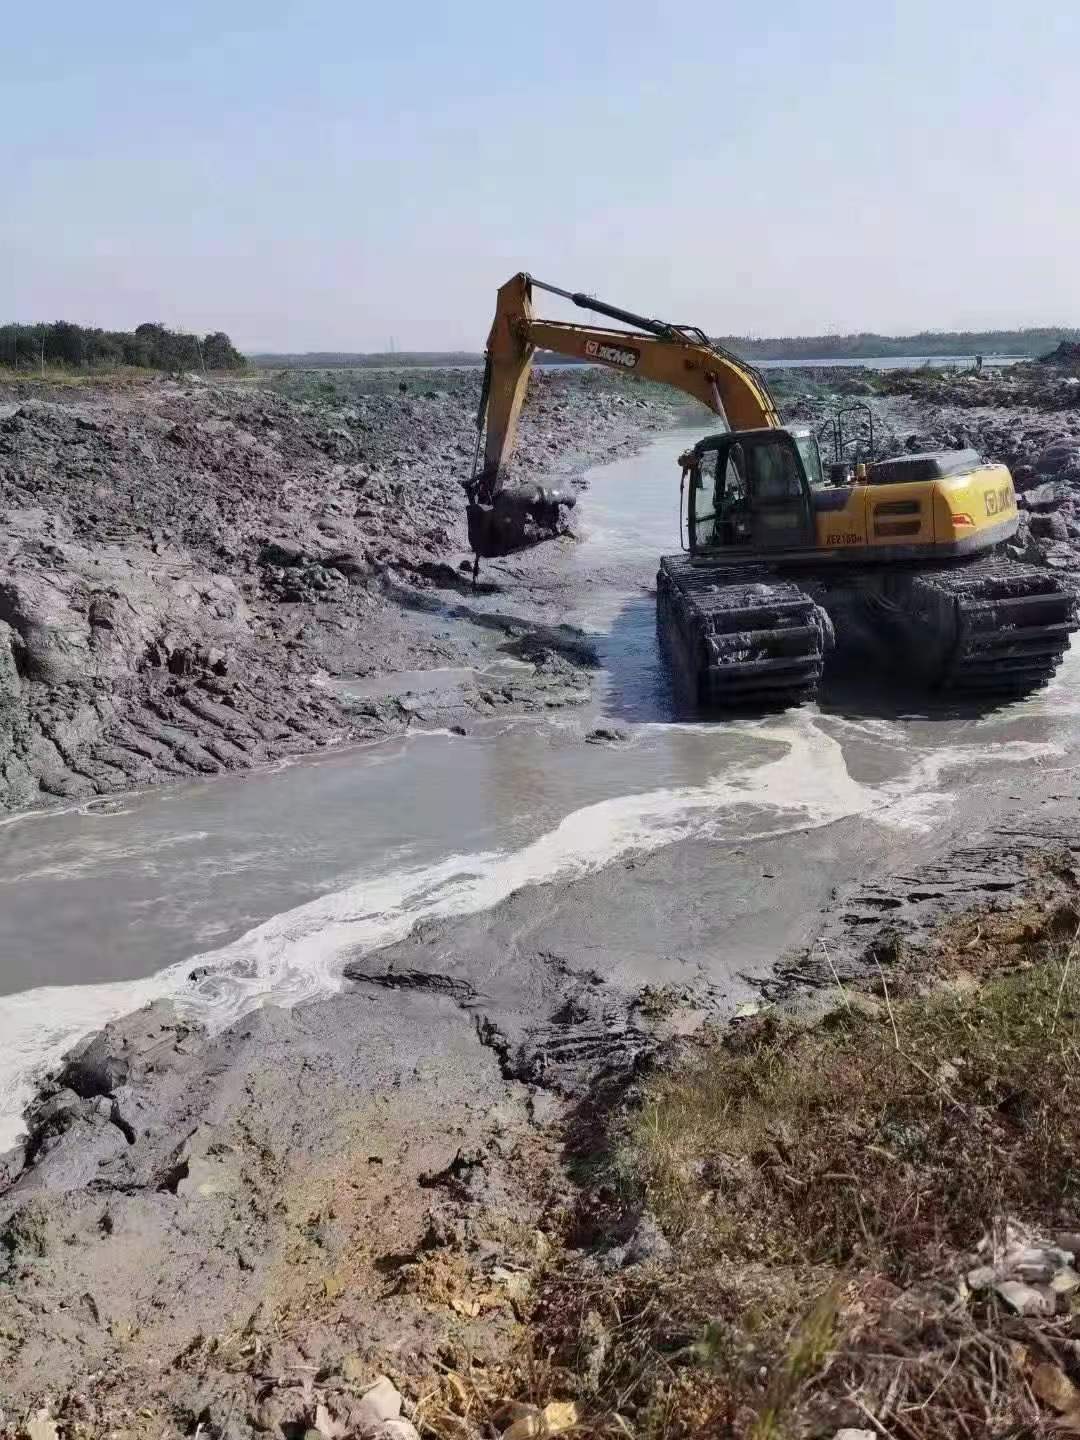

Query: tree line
[715,327,1080,362]
[0,321,247,372]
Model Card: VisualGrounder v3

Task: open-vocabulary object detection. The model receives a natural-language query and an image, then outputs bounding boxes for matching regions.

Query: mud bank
[3,795,1078,1434]
[0,368,680,813]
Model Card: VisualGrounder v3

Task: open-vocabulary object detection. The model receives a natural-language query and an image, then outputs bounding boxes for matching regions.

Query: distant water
[288,355,1026,377]
[755,354,1024,371]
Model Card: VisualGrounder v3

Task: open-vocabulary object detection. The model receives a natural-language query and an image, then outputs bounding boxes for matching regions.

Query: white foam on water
[0,718,1065,1150]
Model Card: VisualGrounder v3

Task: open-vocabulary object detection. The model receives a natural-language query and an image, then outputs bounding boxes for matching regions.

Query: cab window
[794,433,824,488]
[693,449,720,550]
[748,441,803,501]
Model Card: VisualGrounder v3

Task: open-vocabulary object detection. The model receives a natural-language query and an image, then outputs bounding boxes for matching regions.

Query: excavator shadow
[815,661,1042,724]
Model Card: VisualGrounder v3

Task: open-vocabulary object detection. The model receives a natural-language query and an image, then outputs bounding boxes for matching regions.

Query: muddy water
[1,426,1077,1147]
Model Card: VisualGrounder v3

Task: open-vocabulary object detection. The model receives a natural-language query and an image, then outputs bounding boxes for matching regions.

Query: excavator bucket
[465,484,576,559]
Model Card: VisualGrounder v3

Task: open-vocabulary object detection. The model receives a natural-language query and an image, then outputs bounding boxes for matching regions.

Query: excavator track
[902,558,1077,695]
[657,556,830,708]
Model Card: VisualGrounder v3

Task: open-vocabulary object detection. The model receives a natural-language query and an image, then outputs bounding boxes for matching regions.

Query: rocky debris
[600,1209,672,1270]
[498,1400,580,1438]
[0,369,678,811]
[0,1001,201,1188]
[1039,339,1080,366]
[584,724,628,745]
[965,1222,1080,1317]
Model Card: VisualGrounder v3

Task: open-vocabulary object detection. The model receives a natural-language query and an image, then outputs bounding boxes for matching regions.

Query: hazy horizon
[5,2,1079,353]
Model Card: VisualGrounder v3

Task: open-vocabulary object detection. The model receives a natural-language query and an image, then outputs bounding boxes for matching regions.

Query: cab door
[688,432,815,555]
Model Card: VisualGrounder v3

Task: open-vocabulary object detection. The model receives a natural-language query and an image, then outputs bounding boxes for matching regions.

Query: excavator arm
[476,272,782,500]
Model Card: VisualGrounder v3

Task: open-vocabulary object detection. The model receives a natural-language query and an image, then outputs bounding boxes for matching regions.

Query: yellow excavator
[465,272,1076,707]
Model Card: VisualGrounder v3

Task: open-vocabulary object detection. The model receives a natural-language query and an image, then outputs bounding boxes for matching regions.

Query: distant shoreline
[250,326,1078,370]
[250,352,1029,373]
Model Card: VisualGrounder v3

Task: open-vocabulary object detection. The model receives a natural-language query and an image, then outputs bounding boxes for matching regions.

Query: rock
[252,1390,305,1433]
[1022,481,1066,512]
[1032,1361,1080,1414]
[585,725,628,745]
[58,1031,131,1098]
[502,1416,542,1440]
[24,1408,59,1440]
[27,1086,94,1139]
[832,1432,876,1440]
[539,1401,580,1434]
[1056,1232,1080,1256]
[350,1377,402,1429]
[501,1402,580,1438]
[967,1264,997,1290]
[1008,1243,1075,1281]
[372,1424,420,1440]
[1034,440,1080,476]
[602,1211,672,1270]
[1030,512,1069,541]
[1,1198,52,1266]
[995,1279,1056,1316]
[314,1403,343,1438]
[341,1354,367,1384]
[1011,463,1039,490]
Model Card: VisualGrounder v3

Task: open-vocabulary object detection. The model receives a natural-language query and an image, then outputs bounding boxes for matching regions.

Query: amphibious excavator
[465,272,1076,708]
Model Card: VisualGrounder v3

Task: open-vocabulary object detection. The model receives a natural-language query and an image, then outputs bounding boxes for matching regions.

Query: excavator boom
[477,272,781,500]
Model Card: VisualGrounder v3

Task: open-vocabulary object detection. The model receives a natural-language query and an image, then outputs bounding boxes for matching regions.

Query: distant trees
[718,328,1080,362]
[0,320,247,372]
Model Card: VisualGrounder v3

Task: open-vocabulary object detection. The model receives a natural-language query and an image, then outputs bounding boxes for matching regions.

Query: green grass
[503,896,1080,1438]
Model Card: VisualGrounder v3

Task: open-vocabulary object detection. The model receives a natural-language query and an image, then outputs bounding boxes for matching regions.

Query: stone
[540,1401,580,1434]
[832,1432,876,1440]
[585,725,628,744]
[967,1264,997,1290]
[502,1417,541,1440]
[995,1280,1056,1316]
[1011,463,1039,490]
[25,1409,59,1440]
[1035,441,1080,476]
[1022,481,1066,512]
[58,1031,131,1098]
[1,1198,52,1265]
[372,1424,420,1440]
[622,1212,672,1266]
[1032,1362,1080,1413]
[341,1354,367,1384]
[252,1389,304,1433]
[351,1377,402,1429]
[1030,512,1069,542]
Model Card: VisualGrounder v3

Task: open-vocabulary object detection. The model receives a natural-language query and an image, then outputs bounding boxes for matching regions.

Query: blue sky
[4,1,1078,350]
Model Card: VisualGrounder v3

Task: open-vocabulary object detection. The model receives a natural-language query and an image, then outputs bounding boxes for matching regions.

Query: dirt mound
[0,370,674,811]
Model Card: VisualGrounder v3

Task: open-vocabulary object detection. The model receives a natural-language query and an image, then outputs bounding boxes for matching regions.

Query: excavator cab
[686,429,821,556]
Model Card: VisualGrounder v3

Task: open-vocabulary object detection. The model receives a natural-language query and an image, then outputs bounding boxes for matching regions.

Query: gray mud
[4,359,1080,1432]
[0,368,679,812]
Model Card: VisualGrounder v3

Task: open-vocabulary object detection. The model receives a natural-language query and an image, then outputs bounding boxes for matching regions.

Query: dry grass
[505,896,1080,1438]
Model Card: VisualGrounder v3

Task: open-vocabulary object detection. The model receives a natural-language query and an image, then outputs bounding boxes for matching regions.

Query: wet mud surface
[3,359,1080,1431]
[0,368,677,812]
